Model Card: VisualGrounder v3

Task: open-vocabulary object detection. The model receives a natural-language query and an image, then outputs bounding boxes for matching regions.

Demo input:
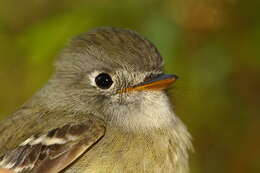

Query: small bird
[0,27,192,173]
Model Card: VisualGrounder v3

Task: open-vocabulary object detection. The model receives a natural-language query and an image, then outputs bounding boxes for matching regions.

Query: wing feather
[0,119,105,173]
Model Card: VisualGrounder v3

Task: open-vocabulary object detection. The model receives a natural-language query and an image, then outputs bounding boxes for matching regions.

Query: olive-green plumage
[0,27,192,173]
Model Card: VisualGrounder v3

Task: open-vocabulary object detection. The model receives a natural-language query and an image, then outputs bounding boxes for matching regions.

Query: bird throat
[107,91,176,132]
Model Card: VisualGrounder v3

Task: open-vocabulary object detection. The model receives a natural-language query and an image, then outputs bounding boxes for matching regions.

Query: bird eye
[95,73,113,89]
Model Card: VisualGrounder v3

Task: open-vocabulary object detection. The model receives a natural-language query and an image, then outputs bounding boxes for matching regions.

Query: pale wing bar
[0,119,105,173]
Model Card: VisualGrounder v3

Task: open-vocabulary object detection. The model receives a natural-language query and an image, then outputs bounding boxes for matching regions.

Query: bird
[0,27,192,173]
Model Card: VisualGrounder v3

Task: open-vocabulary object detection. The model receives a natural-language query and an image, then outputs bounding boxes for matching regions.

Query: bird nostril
[143,73,160,82]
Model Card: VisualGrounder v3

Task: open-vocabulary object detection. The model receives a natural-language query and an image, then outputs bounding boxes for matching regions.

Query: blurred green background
[0,0,259,172]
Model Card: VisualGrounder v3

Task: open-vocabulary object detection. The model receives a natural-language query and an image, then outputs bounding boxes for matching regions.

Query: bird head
[40,27,178,131]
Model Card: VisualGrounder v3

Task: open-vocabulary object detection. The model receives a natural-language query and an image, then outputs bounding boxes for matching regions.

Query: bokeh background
[0,0,259,172]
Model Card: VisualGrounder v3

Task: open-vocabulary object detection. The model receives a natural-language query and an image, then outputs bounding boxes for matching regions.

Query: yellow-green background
[0,0,259,172]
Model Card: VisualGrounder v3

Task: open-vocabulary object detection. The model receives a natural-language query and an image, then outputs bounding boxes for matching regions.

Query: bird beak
[119,74,178,93]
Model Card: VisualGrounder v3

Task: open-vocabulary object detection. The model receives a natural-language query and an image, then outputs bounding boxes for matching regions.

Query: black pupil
[95,73,113,89]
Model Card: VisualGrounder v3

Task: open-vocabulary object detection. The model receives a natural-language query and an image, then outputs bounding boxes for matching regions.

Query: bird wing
[0,118,105,173]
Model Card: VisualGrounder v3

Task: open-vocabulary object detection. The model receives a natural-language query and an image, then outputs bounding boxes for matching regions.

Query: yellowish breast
[65,124,191,173]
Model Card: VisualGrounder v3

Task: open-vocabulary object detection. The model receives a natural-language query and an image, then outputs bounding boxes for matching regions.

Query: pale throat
[108,91,176,132]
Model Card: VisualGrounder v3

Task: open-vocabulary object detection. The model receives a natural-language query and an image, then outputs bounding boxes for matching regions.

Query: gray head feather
[55,27,163,76]
[28,27,169,128]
